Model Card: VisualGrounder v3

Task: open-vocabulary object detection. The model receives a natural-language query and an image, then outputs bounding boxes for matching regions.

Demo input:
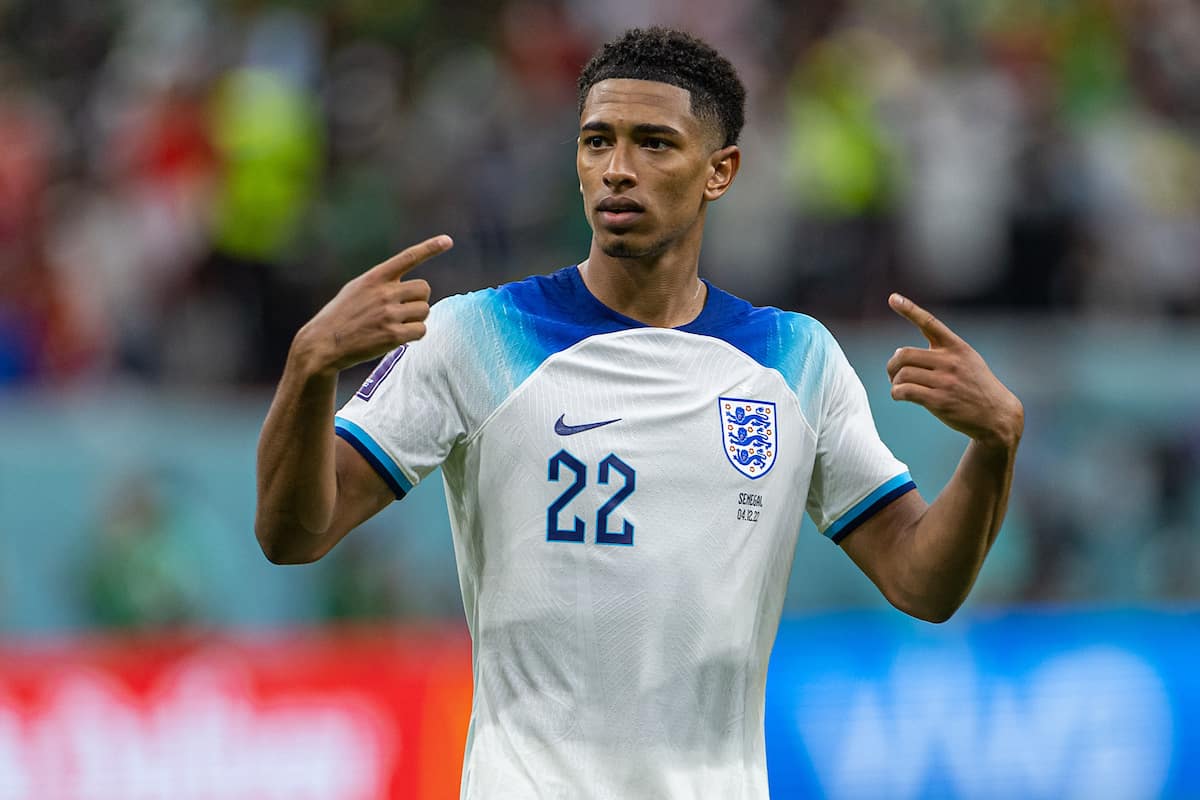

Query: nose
[603,141,637,191]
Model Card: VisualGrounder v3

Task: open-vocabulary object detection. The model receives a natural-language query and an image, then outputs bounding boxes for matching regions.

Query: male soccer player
[255,27,1023,799]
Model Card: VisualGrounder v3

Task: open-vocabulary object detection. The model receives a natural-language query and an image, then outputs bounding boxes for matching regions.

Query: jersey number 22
[547,450,636,546]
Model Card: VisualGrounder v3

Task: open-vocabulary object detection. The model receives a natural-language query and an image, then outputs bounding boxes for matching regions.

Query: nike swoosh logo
[554,414,621,436]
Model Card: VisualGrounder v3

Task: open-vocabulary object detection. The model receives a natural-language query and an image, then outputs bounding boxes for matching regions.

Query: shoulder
[435,266,637,363]
[425,266,627,387]
[430,267,581,327]
[692,283,839,382]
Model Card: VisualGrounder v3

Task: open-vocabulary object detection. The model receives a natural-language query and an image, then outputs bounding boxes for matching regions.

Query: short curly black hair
[577,27,746,149]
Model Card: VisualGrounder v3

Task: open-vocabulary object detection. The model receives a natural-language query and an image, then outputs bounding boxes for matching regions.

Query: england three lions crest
[719,397,777,479]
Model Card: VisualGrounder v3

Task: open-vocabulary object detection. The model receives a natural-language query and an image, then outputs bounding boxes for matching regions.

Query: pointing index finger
[371,234,454,280]
[888,293,960,348]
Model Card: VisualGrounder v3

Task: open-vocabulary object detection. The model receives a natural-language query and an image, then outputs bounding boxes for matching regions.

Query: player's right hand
[289,235,454,376]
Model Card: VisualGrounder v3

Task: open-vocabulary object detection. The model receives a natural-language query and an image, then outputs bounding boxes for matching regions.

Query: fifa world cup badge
[719,398,777,479]
[356,346,407,401]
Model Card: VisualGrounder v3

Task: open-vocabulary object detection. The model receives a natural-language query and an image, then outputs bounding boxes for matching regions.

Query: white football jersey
[335,266,913,799]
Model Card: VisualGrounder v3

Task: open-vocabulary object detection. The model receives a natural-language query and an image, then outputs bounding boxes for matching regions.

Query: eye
[582,135,608,149]
[642,137,670,151]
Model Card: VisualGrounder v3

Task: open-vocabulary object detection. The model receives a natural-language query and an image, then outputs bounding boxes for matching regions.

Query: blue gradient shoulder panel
[447,266,832,410]
[680,284,833,411]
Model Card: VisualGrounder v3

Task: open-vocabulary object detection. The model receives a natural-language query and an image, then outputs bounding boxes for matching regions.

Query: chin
[599,236,664,260]
[600,241,642,258]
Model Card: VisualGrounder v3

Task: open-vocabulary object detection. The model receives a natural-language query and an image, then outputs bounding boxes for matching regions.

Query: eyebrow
[580,121,683,137]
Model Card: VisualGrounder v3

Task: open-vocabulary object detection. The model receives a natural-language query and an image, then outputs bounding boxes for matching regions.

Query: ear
[704,145,740,201]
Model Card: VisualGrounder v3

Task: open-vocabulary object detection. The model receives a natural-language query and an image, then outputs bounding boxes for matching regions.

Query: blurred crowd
[2,0,1199,388]
[3,0,1200,629]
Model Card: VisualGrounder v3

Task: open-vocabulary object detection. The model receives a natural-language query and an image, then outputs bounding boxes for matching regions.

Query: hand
[886,293,1023,452]
[291,235,454,376]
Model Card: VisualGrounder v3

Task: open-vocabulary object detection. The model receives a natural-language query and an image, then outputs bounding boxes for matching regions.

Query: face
[577,79,738,260]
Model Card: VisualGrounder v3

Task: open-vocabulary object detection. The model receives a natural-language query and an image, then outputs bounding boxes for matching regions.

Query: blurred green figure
[82,473,202,630]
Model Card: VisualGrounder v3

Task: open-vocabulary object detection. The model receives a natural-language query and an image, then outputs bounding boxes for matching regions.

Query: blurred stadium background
[2,0,1199,797]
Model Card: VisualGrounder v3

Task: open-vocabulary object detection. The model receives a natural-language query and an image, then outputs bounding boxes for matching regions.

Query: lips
[597,197,644,213]
[597,197,645,228]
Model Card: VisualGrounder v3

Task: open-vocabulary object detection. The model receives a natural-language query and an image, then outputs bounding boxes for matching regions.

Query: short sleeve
[805,329,914,543]
[334,298,471,498]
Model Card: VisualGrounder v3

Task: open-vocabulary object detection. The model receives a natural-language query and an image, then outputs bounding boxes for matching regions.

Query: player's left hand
[886,293,1024,452]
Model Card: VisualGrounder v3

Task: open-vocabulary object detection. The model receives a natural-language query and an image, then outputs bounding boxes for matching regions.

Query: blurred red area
[0,626,473,800]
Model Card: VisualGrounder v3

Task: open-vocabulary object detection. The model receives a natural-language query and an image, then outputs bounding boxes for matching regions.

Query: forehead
[580,78,700,132]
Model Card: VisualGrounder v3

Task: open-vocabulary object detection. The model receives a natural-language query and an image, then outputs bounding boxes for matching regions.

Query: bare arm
[840,294,1023,622]
[254,235,454,564]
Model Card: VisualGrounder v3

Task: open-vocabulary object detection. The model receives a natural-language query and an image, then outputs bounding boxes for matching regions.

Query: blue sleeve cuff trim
[825,472,916,544]
[334,417,413,499]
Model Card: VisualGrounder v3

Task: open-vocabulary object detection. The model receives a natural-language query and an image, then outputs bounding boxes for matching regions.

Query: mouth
[596,197,645,228]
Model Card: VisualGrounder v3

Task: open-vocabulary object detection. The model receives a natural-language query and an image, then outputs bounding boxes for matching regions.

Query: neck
[579,236,708,329]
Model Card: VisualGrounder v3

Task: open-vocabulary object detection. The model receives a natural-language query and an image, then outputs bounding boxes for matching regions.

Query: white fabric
[335,269,909,799]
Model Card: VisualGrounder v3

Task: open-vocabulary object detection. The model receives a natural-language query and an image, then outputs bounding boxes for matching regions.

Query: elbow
[259,542,315,566]
[886,586,965,624]
[909,604,959,624]
[255,516,321,565]
[888,582,969,623]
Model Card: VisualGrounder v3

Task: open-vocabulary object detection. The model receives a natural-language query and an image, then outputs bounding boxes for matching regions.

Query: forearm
[896,437,1018,620]
[254,345,341,563]
[849,293,1025,621]
[252,234,449,564]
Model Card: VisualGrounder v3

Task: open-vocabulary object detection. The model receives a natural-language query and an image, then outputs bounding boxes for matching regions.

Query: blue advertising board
[765,610,1200,799]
